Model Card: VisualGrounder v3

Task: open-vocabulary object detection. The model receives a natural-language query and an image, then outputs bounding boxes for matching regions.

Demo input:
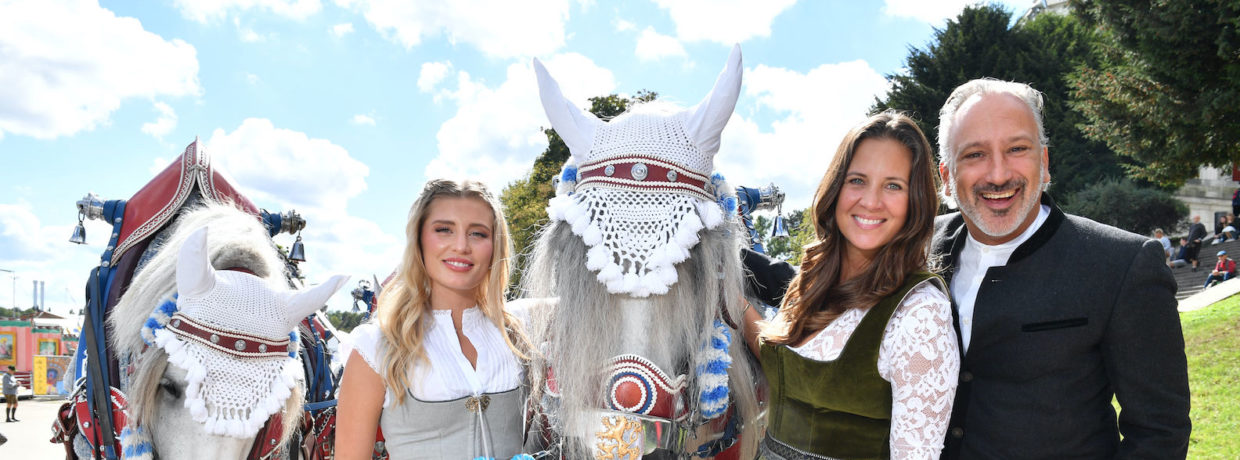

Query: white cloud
[174,0,322,22]
[425,53,616,190]
[246,73,262,85]
[417,61,453,93]
[882,0,987,24]
[141,102,178,139]
[335,0,573,58]
[635,27,687,61]
[0,202,58,261]
[236,18,271,42]
[652,0,796,45]
[330,22,354,38]
[203,119,399,307]
[351,114,376,125]
[614,18,635,32]
[714,60,890,211]
[206,118,369,212]
[0,0,201,139]
[0,199,116,316]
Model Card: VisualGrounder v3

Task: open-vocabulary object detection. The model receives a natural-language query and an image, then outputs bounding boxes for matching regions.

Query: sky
[0,0,1033,315]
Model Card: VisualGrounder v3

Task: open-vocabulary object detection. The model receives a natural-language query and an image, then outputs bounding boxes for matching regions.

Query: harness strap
[84,266,120,459]
[693,404,741,458]
[246,411,283,460]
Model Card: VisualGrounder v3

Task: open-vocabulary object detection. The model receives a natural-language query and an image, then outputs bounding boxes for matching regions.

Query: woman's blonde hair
[762,111,939,345]
[376,179,530,403]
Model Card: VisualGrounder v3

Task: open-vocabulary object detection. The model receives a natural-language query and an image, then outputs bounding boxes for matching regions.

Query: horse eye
[159,377,183,399]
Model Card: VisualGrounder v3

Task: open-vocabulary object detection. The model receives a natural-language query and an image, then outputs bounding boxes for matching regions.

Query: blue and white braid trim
[120,425,154,460]
[696,319,732,419]
[141,294,178,346]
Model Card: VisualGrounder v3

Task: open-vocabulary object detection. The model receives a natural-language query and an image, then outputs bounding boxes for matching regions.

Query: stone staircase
[1171,238,1240,300]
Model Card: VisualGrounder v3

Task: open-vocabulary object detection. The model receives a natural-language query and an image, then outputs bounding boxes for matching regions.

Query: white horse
[521,46,759,459]
[106,204,346,459]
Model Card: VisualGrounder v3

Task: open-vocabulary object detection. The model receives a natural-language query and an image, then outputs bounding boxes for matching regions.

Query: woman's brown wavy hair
[762,111,939,345]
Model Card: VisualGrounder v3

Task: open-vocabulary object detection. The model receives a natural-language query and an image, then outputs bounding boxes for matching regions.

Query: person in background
[1154,228,1172,265]
[2,365,21,422]
[932,78,1190,459]
[1187,215,1207,271]
[1204,250,1236,288]
[1170,237,1192,269]
[1212,215,1235,244]
[743,111,958,460]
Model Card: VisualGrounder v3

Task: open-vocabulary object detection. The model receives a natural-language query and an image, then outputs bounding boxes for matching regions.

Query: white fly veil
[141,227,348,438]
[535,45,743,297]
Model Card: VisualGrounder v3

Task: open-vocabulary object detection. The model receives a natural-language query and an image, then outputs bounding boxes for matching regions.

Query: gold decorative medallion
[464,395,491,413]
[594,415,643,459]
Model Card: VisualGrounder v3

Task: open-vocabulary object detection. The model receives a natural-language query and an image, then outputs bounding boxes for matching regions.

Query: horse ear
[686,44,743,158]
[285,275,350,321]
[534,58,600,164]
[176,227,216,298]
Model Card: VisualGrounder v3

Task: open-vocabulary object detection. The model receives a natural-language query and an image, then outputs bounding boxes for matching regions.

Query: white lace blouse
[788,280,959,460]
[340,306,524,408]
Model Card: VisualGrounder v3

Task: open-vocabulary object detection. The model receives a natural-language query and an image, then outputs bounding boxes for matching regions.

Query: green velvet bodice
[759,271,938,460]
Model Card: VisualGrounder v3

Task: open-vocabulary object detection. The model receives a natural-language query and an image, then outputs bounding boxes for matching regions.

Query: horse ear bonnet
[536,45,743,297]
[147,226,350,438]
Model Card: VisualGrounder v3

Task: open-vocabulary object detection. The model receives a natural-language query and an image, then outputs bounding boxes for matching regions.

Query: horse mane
[109,201,302,442]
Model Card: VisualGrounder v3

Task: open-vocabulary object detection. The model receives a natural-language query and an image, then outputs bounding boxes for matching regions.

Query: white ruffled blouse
[788,280,960,460]
[341,307,524,408]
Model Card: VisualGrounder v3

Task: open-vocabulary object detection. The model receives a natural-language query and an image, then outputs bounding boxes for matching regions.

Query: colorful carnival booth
[0,311,79,396]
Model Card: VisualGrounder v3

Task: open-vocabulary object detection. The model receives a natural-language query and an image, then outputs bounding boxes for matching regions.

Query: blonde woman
[335,179,531,460]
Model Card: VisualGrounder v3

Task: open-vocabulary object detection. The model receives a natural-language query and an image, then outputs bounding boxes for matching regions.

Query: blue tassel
[700,385,729,402]
[561,166,577,183]
[158,298,177,316]
[144,317,162,331]
[288,331,299,358]
[511,455,535,460]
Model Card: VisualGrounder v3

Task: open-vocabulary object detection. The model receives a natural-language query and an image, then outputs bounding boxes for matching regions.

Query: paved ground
[1,391,69,458]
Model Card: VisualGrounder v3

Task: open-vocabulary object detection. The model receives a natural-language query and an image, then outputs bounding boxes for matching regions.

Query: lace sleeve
[878,281,960,460]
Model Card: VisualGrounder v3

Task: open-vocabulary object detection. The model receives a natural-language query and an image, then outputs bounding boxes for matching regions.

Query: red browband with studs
[577,156,713,201]
[166,313,290,358]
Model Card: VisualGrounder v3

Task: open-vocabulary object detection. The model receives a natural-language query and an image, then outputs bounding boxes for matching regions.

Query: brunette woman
[744,112,959,459]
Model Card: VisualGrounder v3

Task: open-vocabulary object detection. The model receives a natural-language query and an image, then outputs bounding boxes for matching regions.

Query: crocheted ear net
[538,46,742,297]
[142,228,347,438]
[149,271,304,438]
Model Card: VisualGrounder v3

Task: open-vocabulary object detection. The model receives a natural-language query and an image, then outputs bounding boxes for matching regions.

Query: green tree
[325,310,367,333]
[501,91,657,293]
[874,4,1131,204]
[785,209,816,266]
[752,215,773,250]
[1062,178,1188,235]
[1069,0,1240,187]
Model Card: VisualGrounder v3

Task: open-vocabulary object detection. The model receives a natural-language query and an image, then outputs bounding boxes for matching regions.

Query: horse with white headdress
[519,45,760,459]
[53,141,348,460]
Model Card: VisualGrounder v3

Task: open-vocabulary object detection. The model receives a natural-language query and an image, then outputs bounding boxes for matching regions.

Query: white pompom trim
[549,188,732,297]
[154,328,304,438]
